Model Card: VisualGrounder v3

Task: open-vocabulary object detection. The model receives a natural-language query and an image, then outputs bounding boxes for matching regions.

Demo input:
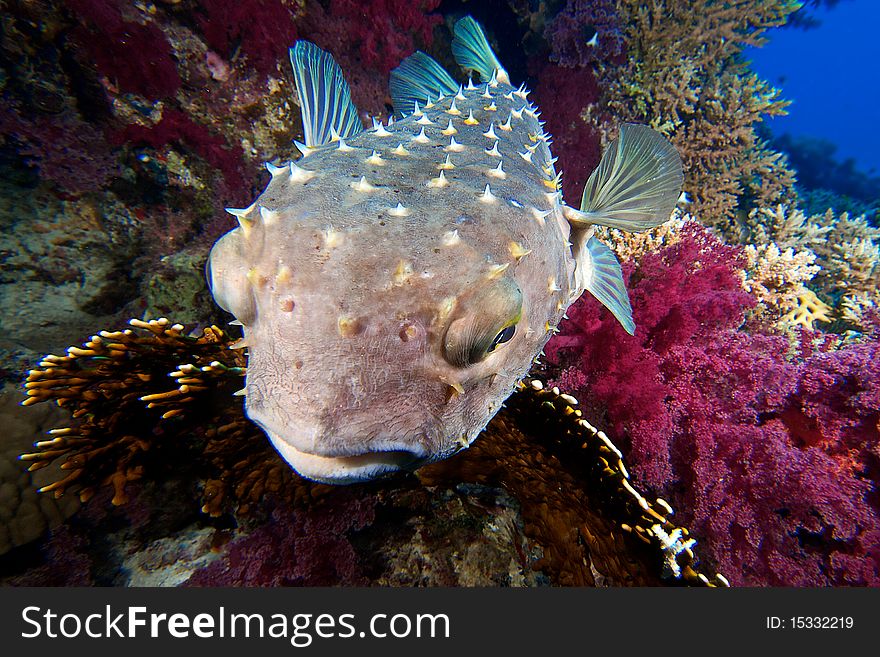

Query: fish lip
[264,429,429,484]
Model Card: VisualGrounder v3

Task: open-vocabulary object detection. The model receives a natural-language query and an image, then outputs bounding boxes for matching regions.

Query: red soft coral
[531,63,602,203]
[184,492,376,586]
[194,0,299,77]
[297,0,442,117]
[546,223,879,585]
[114,109,251,206]
[67,0,181,100]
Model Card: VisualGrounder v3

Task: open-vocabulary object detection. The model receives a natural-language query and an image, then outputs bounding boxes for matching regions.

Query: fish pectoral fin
[290,41,364,148]
[451,16,509,85]
[390,51,459,117]
[575,234,635,335]
[574,123,683,233]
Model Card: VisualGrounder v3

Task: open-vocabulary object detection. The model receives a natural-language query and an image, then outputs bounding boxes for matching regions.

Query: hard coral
[422,380,727,586]
[67,0,181,100]
[20,319,246,506]
[740,241,820,326]
[780,290,833,329]
[603,0,800,223]
[742,206,880,330]
[545,223,880,585]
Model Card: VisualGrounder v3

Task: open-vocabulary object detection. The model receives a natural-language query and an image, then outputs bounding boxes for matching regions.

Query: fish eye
[442,278,522,368]
[488,325,516,352]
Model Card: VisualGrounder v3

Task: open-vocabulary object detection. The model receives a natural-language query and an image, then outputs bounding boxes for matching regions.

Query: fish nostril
[399,323,419,342]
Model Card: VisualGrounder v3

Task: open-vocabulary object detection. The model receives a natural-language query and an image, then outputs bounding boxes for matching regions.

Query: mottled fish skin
[208,21,682,484]
[210,79,574,483]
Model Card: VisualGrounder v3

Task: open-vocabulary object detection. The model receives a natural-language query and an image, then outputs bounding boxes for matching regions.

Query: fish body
[208,18,682,484]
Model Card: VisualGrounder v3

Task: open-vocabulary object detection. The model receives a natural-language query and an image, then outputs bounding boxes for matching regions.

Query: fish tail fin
[451,16,510,85]
[576,124,683,232]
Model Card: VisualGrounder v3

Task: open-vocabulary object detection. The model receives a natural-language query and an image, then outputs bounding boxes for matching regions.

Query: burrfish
[207,17,683,484]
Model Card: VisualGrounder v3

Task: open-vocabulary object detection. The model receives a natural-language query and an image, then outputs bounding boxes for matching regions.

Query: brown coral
[604,0,801,225]
[20,318,244,505]
[421,380,727,586]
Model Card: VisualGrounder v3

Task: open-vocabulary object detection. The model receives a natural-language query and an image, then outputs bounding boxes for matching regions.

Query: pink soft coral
[546,223,879,585]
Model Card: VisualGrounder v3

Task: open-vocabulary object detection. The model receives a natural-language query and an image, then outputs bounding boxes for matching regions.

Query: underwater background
[0,0,877,587]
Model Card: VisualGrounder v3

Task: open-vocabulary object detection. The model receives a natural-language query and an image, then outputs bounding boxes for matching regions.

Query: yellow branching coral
[605,0,801,224]
[742,204,832,250]
[840,291,880,330]
[780,290,833,329]
[596,209,687,262]
[812,211,880,297]
[742,207,879,331]
[741,242,820,325]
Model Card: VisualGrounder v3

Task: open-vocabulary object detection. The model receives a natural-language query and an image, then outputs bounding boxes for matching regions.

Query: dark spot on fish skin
[294,360,303,369]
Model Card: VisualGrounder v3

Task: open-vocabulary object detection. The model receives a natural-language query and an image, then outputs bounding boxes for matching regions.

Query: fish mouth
[265,430,428,485]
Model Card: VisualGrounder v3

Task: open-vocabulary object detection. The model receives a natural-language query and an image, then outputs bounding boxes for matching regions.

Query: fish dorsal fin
[290,41,363,148]
[451,16,510,85]
[570,123,683,233]
[390,51,459,117]
[576,234,635,335]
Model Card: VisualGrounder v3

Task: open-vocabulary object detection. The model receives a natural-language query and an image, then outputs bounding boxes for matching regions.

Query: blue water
[745,0,880,176]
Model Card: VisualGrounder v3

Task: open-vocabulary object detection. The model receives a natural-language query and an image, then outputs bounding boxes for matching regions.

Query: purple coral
[194,0,299,77]
[0,101,120,196]
[531,63,602,202]
[67,0,181,100]
[545,0,625,69]
[185,492,376,586]
[545,223,880,586]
